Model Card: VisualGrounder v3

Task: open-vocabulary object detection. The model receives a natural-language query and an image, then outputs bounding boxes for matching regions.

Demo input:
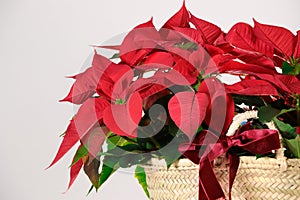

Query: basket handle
[226,110,288,171]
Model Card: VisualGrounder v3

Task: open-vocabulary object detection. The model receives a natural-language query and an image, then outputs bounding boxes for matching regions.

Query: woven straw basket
[142,111,300,200]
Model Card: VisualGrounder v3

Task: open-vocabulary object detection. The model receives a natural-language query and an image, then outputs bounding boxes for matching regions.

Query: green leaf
[98,164,119,190]
[69,145,88,167]
[135,165,150,198]
[284,138,300,158]
[98,154,120,190]
[119,153,143,168]
[273,118,296,139]
[115,98,125,104]
[282,61,294,74]
[283,59,300,75]
[160,132,187,169]
[83,157,101,189]
[96,152,115,157]
[110,53,120,59]
[107,134,137,149]
[86,185,94,196]
[59,131,66,137]
[175,41,198,50]
[258,105,281,122]
[294,63,300,75]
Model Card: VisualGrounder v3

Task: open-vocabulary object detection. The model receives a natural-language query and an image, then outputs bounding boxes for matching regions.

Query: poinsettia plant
[49,2,300,200]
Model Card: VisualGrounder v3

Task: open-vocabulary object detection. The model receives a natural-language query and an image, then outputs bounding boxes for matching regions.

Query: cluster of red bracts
[49,2,300,199]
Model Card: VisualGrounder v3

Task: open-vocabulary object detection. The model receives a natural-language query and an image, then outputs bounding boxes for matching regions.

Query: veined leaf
[189,14,222,44]
[253,19,295,57]
[98,164,119,189]
[162,2,189,29]
[225,79,278,96]
[226,22,273,57]
[175,41,199,50]
[103,92,143,137]
[110,53,120,59]
[135,166,150,198]
[273,118,296,139]
[284,138,300,158]
[60,53,112,104]
[293,30,300,58]
[119,153,142,168]
[83,156,100,189]
[66,145,84,190]
[48,98,110,169]
[168,91,209,138]
[70,145,88,167]
[282,61,294,74]
[258,105,281,122]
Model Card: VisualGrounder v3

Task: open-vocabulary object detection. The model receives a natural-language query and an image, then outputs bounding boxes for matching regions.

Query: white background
[1,0,299,199]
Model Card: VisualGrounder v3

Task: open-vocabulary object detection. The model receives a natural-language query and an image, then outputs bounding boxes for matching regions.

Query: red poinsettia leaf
[48,98,110,168]
[205,44,224,56]
[163,2,190,29]
[126,77,167,100]
[199,54,231,76]
[143,51,174,67]
[81,126,109,158]
[168,91,209,138]
[140,84,167,99]
[160,42,192,62]
[123,49,151,67]
[225,79,278,95]
[213,32,229,46]
[127,92,143,125]
[172,27,204,45]
[189,14,222,44]
[207,92,234,134]
[47,120,80,169]
[226,22,274,57]
[254,74,293,94]
[93,45,120,51]
[120,18,159,66]
[157,68,193,86]
[198,78,234,134]
[110,67,135,100]
[230,48,274,69]
[92,51,113,69]
[218,60,276,75]
[253,19,295,57]
[74,98,110,138]
[66,145,84,190]
[97,64,133,99]
[275,74,300,93]
[273,55,285,68]
[276,73,298,85]
[289,82,300,94]
[188,47,211,72]
[143,89,172,110]
[197,77,217,95]
[104,92,142,137]
[294,30,300,58]
[60,80,95,105]
[60,53,112,104]
[173,56,198,84]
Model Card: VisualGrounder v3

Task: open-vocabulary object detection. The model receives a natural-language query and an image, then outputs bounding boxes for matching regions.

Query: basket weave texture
[142,111,300,200]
